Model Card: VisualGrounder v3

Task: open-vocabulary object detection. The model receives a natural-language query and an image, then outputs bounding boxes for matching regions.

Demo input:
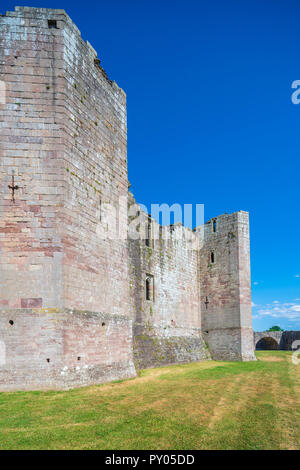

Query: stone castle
[0,7,255,391]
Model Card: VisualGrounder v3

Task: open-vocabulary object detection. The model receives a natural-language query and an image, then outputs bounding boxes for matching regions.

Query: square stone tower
[200,212,256,361]
[0,6,135,390]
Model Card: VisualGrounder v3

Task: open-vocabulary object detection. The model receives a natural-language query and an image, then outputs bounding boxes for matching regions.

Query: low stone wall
[133,325,210,370]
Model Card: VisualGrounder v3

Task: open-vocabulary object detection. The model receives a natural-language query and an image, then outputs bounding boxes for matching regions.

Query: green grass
[0,351,299,450]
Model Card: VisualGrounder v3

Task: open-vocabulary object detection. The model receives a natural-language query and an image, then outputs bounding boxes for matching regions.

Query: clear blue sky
[3,0,300,331]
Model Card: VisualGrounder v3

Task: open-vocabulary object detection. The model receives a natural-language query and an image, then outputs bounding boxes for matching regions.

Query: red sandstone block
[21,298,43,308]
[29,205,41,213]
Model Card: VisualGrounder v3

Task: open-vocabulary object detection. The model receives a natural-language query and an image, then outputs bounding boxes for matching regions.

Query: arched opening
[256,337,279,350]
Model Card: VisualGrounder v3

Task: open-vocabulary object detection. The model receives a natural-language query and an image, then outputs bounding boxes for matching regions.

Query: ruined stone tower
[0,7,255,391]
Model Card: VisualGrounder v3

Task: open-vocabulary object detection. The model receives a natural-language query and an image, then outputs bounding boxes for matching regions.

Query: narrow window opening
[99,198,102,222]
[46,358,50,363]
[213,220,217,233]
[48,20,58,29]
[204,297,209,310]
[211,252,215,263]
[146,274,154,301]
[146,278,151,300]
[9,320,14,326]
[145,216,152,247]
[102,322,106,327]
[77,357,81,361]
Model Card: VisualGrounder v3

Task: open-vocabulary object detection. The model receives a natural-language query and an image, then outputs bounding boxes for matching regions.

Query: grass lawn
[0,351,299,450]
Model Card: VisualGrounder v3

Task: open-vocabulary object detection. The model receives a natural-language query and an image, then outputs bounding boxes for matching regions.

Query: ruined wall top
[1,6,125,96]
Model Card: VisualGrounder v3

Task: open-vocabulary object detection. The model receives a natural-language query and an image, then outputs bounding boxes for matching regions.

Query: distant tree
[267,325,284,332]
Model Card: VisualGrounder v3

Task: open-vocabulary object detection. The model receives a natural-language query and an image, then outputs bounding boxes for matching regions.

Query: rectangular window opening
[145,216,152,247]
[213,220,217,233]
[146,274,154,301]
[48,20,58,29]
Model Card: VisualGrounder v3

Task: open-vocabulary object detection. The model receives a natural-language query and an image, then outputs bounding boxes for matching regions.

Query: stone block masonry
[0,7,256,391]
[0,6,134,389]
[0,308,134,390]
[254,331,300,351]
[128,194,210,369]
[199,212,256,361]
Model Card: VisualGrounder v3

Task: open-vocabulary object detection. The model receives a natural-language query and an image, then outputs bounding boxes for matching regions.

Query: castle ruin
[0,7,256,391]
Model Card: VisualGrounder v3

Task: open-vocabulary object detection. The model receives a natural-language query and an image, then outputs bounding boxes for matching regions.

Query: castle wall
[0,7,135,390]
[129,196,209,369]
[0,308,133,390]
[0,7,66,310]
[60,13,130,317]
[0,6,255,391]
[199,212,255,361]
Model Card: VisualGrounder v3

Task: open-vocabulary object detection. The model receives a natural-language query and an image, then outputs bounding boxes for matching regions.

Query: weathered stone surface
[0,307,135,390]
[0,6,134,390]
[199,212,256,361]
[254,331,300,350]
[0,7,256,391]
[128,194,210,368]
